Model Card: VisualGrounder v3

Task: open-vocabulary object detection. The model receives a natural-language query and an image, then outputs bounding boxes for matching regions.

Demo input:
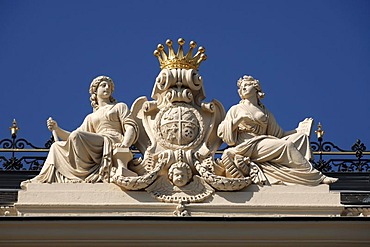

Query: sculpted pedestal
[15,183,343,217]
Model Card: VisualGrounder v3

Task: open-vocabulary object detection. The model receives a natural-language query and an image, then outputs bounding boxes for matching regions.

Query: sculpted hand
[47,117,58,131]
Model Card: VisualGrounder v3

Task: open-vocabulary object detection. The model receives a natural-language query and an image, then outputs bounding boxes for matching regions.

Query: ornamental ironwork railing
[310,139,370,172]
[0,120,369,173]
[0,120,53,171]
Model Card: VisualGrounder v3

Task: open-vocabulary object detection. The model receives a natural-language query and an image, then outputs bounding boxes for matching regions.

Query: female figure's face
[96,81,112,99]
[239,81,257,99]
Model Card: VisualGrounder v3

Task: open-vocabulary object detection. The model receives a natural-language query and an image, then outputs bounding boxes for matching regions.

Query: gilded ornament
[154,38,207,70]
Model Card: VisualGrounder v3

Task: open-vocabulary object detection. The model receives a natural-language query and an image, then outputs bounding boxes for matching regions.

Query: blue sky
[0,0,369,150]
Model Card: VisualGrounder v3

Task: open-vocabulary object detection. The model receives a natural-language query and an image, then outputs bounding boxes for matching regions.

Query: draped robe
[218,101,326,185]
[30,103,138,183]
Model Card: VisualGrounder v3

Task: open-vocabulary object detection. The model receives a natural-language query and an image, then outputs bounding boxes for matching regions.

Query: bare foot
[322,176,338,184]
[20,179,31,190]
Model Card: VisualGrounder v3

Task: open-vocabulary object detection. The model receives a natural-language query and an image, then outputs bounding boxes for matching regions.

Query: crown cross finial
[154,38,207,70]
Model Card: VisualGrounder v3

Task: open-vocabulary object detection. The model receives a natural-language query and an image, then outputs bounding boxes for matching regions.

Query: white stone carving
[121,65,227,200]
[19,39,339,207]
[20,76,139,188]
[217,75,338,185]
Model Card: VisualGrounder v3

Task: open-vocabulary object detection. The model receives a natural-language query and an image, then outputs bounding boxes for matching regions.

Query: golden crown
[154,38,207,70]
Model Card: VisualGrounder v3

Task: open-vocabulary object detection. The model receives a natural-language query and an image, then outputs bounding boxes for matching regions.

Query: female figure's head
[237,75,265,103]
[89,76,117,111]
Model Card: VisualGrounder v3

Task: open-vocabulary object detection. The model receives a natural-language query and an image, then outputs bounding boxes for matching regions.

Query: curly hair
[168,162,192,181]
[89,75,117,111]
[237,75,265,100]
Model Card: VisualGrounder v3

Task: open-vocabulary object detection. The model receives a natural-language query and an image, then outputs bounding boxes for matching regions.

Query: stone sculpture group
[21,38,337,203]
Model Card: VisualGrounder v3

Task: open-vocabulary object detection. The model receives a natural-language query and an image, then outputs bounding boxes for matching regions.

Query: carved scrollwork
[142,101,158,113]
[155,69,175,92]
[201,102,215,113]
[151,68,206,107]
[165,88,193,103]
[183,69,202,91]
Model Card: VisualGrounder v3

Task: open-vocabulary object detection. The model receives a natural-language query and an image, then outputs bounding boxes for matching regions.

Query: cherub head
[168,162,192,187]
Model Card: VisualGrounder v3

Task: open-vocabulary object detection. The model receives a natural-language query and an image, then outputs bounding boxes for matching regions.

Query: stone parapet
[16,183,343,217]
